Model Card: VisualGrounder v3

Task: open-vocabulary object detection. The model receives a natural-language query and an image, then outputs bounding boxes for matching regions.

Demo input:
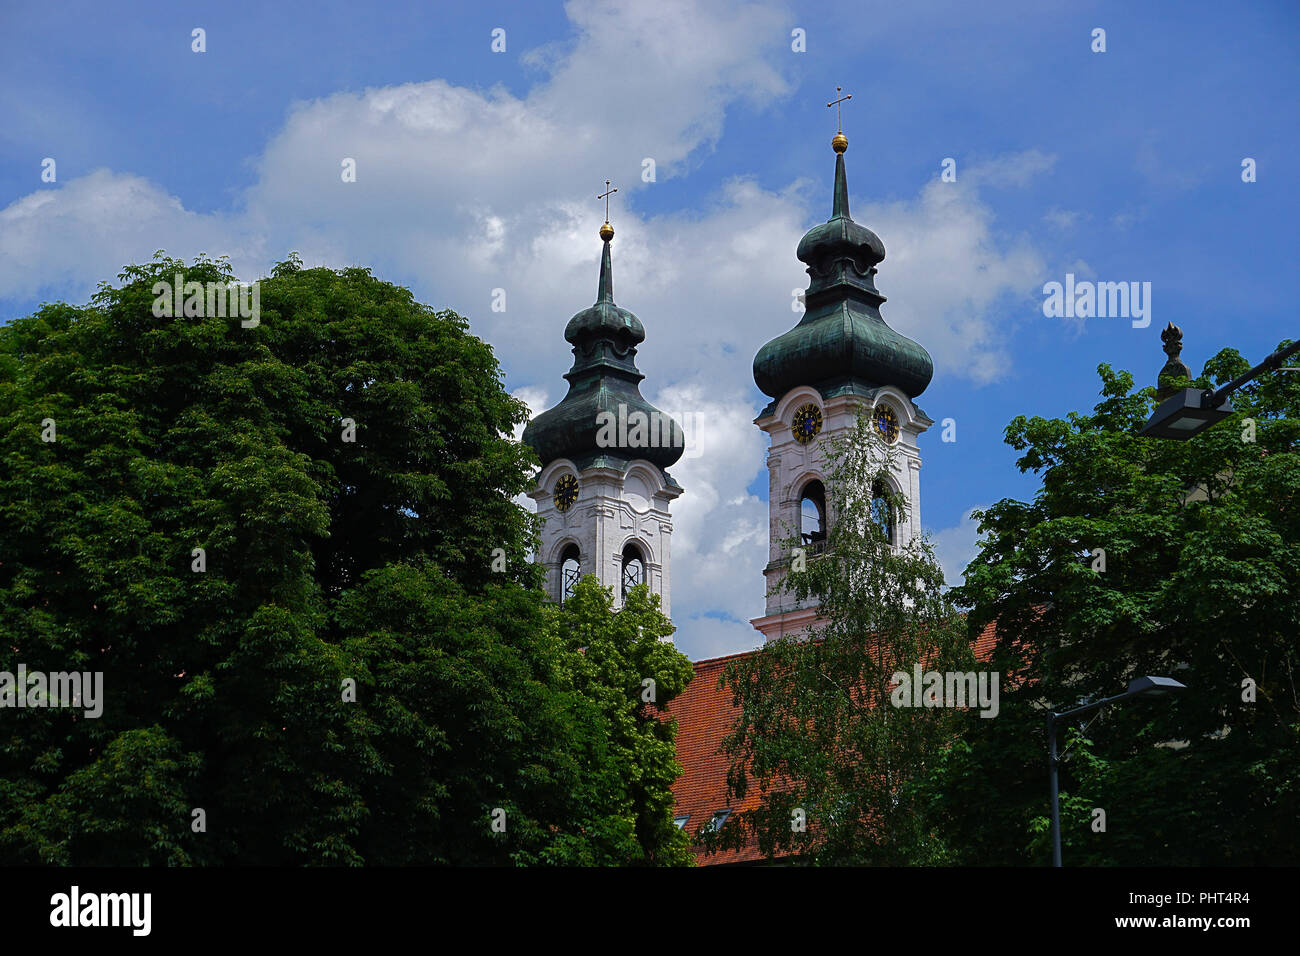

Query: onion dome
[754,136,933,402]
[523,227,684,475]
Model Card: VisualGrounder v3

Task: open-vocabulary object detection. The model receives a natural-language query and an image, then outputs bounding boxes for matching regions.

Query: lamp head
[1125,675,1187,699]
[1140,388,1233,440]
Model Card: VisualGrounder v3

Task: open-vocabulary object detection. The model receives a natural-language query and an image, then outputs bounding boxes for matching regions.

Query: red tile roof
[664,650,771,864]
[665,620,1000,866]
[974,619,997,659]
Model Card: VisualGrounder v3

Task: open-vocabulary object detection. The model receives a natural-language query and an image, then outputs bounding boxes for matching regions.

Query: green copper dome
[523,238,684,474]
[754,148,933,401]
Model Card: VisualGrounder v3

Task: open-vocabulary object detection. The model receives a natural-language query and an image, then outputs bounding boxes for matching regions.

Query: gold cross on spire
[827,85,852,154]
[827,85,852,132]
[598,179,618,241]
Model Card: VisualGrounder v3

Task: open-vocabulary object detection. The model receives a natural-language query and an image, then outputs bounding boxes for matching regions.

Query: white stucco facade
[529,458,681,620]
[750,385,932,643]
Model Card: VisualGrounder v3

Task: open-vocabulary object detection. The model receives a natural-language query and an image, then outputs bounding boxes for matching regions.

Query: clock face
[553,474,579,513]
[874,404,900,444]
[792,403,823,444]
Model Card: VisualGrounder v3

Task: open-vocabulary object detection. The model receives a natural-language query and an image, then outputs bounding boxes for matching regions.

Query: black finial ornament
[1157,322,1192,400]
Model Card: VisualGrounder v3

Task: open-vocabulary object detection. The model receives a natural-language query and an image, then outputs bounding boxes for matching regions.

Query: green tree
[710,411,974,864]
[932,352,1299,865]
[538,576,695,866]
[0,253,690,865]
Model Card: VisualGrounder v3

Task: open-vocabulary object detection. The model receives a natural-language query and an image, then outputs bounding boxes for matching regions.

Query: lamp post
[1047,675,1186,866]
[1141,339,1300,440]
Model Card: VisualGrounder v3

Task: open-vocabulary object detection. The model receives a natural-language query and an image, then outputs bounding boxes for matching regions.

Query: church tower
[522,200,684,619]
[750,97,934,643]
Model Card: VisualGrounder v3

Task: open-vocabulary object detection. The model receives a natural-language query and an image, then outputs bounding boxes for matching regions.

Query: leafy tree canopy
[0,253,691,865]
[932,350,1299,865]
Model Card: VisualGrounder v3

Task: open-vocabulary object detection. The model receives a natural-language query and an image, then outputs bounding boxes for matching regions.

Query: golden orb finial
[832,131,848,153]
[600,221,614,242]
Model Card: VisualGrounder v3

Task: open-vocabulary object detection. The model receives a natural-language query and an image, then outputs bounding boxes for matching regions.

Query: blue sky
[2,0,1296,659]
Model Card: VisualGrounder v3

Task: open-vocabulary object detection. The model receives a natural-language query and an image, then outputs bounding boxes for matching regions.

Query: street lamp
[1140,338,1300,439]
[1047,675,1187,866]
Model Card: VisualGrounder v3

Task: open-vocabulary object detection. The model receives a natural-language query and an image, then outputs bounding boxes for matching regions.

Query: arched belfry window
[621,542,645,598]
[560,544,581,603]
[871,480,895,546]
[800,480,827,549]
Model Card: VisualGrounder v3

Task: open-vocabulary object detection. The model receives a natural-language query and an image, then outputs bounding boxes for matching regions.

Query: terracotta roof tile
[663,651,774,864]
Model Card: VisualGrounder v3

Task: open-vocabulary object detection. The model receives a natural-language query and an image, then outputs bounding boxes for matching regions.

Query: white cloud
[965,148,1057,188]
[1111,208,1145,230]
[929,506,987,588]
[1043,207,1087,230]
[650,381,769,654]
[672,612,762,662]
[510,386,550,443]
[509,386,550,514]
[0,169,261,303]
[1135,139,1204,190]
[1066,257,1095,279]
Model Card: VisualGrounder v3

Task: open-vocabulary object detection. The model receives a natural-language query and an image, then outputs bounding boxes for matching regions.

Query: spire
[597,236,613,304]
[596,178,617,302]
[827,86,852,219]
[832,152,850,219]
